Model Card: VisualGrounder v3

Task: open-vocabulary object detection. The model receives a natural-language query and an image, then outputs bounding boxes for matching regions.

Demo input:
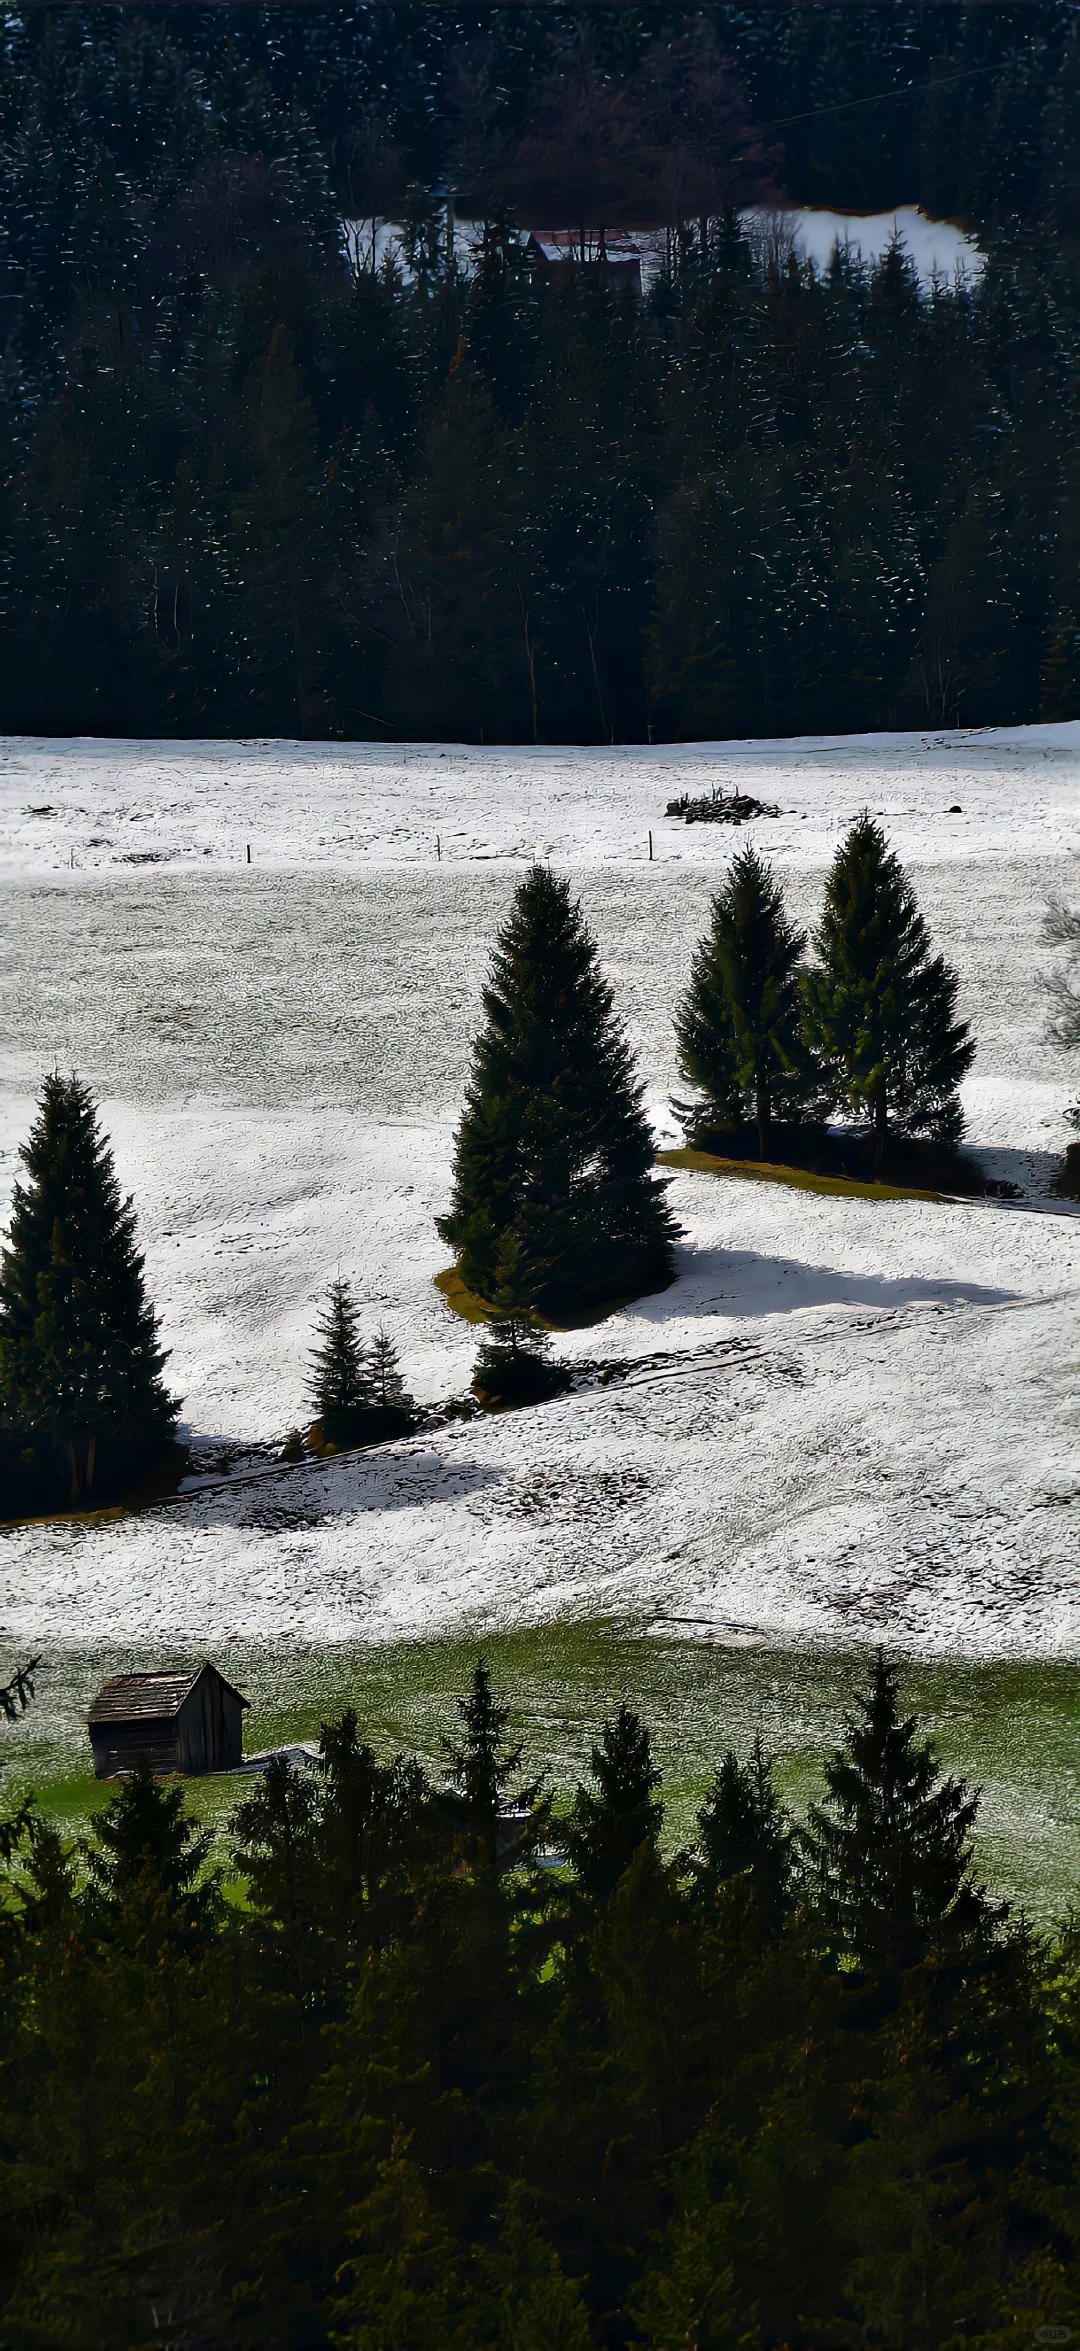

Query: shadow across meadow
[157,1442,505,1532]
[629,1243,1020,1325]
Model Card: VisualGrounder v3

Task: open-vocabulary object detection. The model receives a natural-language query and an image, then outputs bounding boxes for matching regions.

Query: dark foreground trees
[0,1073,177,1504]
[0,1650,1071,2349]
[439,865,678,1317]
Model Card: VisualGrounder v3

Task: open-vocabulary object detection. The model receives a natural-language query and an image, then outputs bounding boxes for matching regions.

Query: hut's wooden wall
[90,1722,181,1778]
[176,1671,244,1773]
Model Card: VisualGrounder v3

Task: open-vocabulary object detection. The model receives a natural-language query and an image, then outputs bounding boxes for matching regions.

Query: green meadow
[3,1623,1080,1922]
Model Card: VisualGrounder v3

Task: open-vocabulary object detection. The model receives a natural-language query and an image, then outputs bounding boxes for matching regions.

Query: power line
[760,56,1017,137]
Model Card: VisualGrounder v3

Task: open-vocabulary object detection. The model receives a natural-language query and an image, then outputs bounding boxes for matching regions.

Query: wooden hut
[88,1663,249,1779]
[523,230,643,295]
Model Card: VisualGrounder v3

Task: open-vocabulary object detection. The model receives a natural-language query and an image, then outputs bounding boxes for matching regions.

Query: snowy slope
[1,726,1078,1656]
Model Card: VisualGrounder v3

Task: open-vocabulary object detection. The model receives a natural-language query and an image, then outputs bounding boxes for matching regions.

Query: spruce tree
[484,2183,592,2351]
[233,1751,323,1980]
[690,1734,795,1929]
[84,1760,218,1949]
[367,1328,412,1415]
[563,1704,663,1905]
[0,1073,177,1501]
[437,1658,546,1869]
[439,865,678,1317]
[395,341,532,741]
[802,815,975,1176]
[675,847,828,1157]
[317,1711,429,1932]
[472,1230,567,1408]
[330,2158,481,2351]
[806,1651,989,1976]
[307,1277,372,1445]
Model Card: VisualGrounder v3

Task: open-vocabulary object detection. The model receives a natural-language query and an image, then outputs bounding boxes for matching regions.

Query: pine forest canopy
[3,1647,1077,2347]
[2,4,1080,739]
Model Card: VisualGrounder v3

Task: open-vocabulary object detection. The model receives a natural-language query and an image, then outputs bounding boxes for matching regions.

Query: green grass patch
[658,1145,946,1204]
[4,1624,1080,1920]
[434,1264,659,1333]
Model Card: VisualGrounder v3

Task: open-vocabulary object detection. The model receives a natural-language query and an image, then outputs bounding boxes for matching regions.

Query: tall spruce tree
[438,1658,546,1868]
[84,1760,218,1950]
[0,1073,176,1501]
[802,815,975,1175]
[806,1651,989,1976]
[675,847,827,1156]
[690,1735,795,1929]
[563,1704,663,1906]
[439,865,678,1316]
[307,1277,372,1444]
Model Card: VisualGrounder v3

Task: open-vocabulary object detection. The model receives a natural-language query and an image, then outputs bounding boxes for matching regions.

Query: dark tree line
[1,1650,1077,2347]
[3,5,1080,740]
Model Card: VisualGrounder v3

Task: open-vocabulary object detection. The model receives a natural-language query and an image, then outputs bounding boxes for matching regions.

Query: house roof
[525,230,642,264]
[88,1663,249,1727]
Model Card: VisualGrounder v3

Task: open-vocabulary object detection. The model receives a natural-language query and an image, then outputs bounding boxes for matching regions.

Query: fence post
[648,829,653,862]
[246,843,251,864]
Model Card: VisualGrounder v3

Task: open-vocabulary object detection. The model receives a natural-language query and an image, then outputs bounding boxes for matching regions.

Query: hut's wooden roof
[88,1664,249,1726]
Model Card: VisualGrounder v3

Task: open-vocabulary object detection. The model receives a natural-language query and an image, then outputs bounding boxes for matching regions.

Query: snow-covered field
[1,726,1078,1658]
[345,204,981,290]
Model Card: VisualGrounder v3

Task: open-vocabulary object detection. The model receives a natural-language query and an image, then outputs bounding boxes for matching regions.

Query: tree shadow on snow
[629,1245,1020,1325]
[165,1444,505,1531]
[968,1142,1070,1199]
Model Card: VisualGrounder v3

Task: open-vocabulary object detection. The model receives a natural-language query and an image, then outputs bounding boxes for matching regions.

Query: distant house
[88,1663,249,1779]
[524,230,643,295]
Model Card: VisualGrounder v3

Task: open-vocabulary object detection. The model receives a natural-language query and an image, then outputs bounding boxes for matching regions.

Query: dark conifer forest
[4,2,1080,741]
[5,1651,1080,2348]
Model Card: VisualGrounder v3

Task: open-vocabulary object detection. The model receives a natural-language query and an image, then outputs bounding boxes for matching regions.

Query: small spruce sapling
[368,1327,415,1422]
[472,1230,566,1408]
[307,1277,372,1445]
